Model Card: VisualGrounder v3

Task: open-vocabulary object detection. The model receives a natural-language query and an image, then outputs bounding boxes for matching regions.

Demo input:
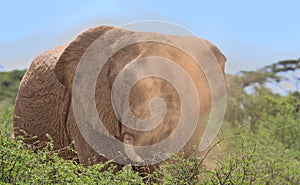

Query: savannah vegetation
[0,59,299,184]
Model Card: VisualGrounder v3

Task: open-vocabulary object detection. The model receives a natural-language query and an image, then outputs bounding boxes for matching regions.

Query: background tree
[225,58,300,133]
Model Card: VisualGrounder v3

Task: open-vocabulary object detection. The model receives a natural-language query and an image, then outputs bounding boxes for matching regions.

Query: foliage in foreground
[1,111,299,184]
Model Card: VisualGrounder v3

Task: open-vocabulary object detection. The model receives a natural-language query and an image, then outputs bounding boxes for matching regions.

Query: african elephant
[14,26,227,167]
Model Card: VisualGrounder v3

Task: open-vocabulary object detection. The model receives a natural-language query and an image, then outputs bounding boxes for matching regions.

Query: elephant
[13,25,227,168]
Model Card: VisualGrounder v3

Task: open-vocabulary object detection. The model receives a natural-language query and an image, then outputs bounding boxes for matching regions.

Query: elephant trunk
[123,133,144,163]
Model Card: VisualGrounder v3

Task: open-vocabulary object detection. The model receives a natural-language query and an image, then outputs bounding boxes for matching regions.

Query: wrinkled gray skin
[14,26,227,168]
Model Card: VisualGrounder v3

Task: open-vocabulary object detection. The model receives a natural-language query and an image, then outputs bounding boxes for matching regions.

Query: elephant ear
[54,26,114,89]
[202,39,227,71]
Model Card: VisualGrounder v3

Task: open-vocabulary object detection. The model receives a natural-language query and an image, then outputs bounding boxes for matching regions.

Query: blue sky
[0,0,299,73]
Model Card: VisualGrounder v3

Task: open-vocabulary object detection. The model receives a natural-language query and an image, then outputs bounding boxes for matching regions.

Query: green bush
[203,129,300,184]
[2,110,298,184]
